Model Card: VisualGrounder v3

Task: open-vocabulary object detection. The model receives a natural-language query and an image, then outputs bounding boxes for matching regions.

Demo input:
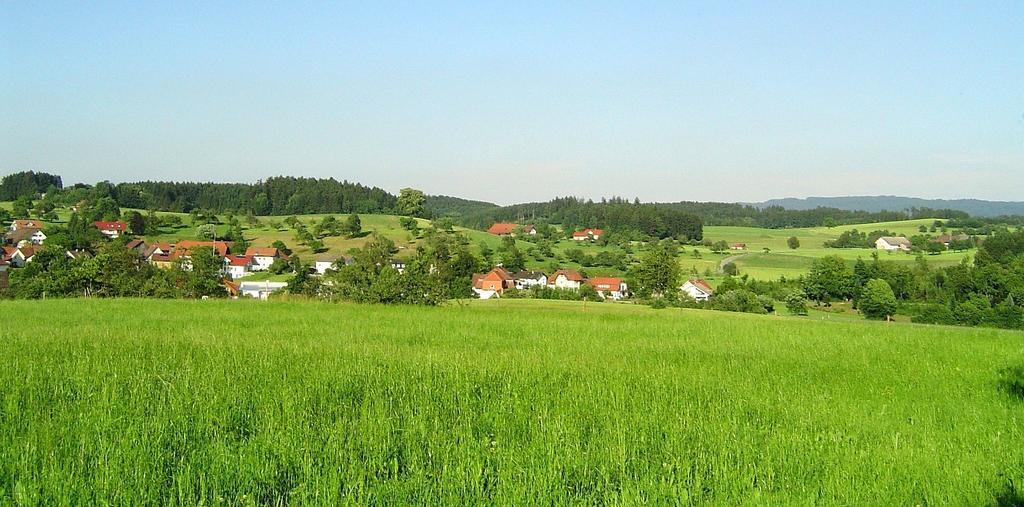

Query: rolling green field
[2,299,1022,504]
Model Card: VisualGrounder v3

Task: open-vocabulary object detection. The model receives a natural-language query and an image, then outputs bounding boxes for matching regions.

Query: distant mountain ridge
[754,196,1024,218]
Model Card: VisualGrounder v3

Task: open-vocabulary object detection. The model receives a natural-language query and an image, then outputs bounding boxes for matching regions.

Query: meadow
[1,298,1022,504]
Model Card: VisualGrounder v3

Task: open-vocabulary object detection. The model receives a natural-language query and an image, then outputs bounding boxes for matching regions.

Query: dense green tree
[632,241,680,298]
[804,255,855,304]
[128,211,146,235]
[396,188,426,217]
[182,247,224,298]
[785,292,809,315]
[859,279,897,320]
[497,236,526,272]
[787,236,800,249]
[343,214,362,237]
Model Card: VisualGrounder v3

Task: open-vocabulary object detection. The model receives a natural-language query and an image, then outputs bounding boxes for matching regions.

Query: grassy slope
[700,218,973,281]
[1,299,1021,504]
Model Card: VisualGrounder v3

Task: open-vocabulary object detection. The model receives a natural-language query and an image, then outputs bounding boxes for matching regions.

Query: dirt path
[718,253,752,273]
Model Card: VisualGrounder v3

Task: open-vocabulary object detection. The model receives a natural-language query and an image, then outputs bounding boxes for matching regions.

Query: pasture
[1,299,1022,504]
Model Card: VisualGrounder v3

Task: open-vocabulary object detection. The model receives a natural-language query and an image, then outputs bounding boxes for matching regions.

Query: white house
[681,279,714,302]
[875,236,912,252]
[222,255,254,279]
[245,247,284,271]
[513,270,548,290]
[238,280,288,300]
[548,269,584,290]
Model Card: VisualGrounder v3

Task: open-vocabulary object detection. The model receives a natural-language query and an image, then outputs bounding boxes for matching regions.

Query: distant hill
[424,195,499,219]
[755,196,1024,218]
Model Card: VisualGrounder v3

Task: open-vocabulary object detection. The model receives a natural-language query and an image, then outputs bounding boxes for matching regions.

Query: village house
[522,225,537,235]
[487,223,519,236]
[238,280,288,300]
[513,270,547,290]
[472,267,515,299]
[9,219,43,231]
[314,254,353,275]
[94,221,128,239]
[173,240,231,258]
[5,227,46,247]
[125,239,148,256]
[681,279,714,302]
[586,276,628,300]
[875,236,912,252]
[730,243,747,251]
[245,247,285,271]
[548,269,584,290]
[572,228,604,241]
[222,255,254,279]
[3,245,36,268]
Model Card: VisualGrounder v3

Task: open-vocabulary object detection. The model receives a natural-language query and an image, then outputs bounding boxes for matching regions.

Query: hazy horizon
[3,2,1022,205]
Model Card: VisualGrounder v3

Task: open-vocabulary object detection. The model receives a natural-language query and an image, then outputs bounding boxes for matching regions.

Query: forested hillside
[760,196,1024,218]
[423,195,498,219]
[55,177,397,215]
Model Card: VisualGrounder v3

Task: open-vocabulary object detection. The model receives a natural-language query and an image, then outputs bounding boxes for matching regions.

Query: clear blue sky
[2,1,1022,204]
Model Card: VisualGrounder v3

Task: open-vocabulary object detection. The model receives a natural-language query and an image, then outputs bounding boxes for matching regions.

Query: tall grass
[1,299,1022,504]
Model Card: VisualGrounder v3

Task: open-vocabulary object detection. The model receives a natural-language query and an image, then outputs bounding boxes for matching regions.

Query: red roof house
[572,228,604,241]
[487,223,519,236]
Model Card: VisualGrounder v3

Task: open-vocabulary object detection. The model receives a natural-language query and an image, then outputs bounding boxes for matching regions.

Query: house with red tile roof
[487,223,519,236]
[572,228,604,241]
[586,276,628,300]
[173,240,230,258]
[94,221,128,238]
[472,267,515,299]
[681,279,714,302]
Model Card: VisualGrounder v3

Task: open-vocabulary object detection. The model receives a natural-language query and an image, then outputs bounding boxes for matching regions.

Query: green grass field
[2,299,1022,504]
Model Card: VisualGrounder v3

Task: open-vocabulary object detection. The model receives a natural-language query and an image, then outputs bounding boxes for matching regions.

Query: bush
[650,298,668,309]
[910,304,956,325]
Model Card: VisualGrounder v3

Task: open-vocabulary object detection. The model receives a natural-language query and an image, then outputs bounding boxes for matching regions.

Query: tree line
[462,197,704,241]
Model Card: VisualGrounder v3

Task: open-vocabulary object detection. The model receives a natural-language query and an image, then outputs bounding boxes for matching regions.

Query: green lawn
[1,298,1022,504]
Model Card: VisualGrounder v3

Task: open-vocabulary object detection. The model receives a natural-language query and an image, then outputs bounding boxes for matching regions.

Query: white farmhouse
[681,279,714,302]
[875,236,912,252]
[548,269,584,290]
[245,247,285,271]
